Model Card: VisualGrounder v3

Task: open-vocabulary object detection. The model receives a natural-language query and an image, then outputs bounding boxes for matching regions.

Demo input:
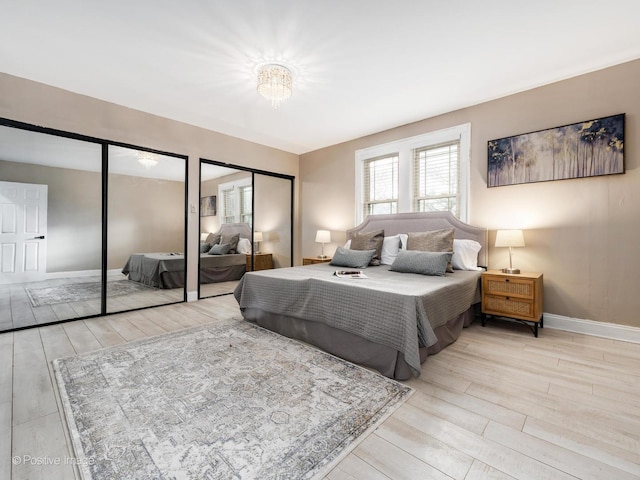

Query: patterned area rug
[26,280,153,307]
[54,320,413,479]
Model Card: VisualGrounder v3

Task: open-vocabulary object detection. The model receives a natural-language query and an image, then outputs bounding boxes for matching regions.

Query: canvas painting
[200,195,216,216]
[487,113,624,187]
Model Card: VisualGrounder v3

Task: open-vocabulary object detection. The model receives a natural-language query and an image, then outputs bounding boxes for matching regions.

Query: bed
[122,223,250,289]
[233,212,488,379]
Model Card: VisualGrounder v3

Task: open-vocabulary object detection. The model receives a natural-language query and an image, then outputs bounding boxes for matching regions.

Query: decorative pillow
[208,243,231,255]
[199,242,212,253]
[350,230,384,266]
[406,228,455,272]
[390,250,452,276]
[452,239,482,270]
[398,233,408,250]
[330,246,376,269]
[380,234,402,265]
[220,233,240,254]
[205,233,221,246]
[236,237,252,254]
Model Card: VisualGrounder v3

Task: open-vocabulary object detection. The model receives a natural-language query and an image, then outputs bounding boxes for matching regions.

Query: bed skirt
[240,304,478,380]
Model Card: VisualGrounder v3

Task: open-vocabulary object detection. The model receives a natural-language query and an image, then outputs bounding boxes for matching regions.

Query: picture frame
[200,195,216,217]
[487,113,624,188]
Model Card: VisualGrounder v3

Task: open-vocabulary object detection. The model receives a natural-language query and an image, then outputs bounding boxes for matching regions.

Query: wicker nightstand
[481,270,544,337]
[246,253,273,271]
[302,257,332,265]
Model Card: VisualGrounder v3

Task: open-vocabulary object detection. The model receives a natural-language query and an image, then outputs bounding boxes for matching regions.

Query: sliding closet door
[0,125,102,331]
[106,146,186,313]
[252,173,292,269]
[199,163,252,297]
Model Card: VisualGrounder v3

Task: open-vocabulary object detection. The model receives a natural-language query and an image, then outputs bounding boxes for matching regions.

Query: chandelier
[257,64,293,108]
[137,151,158,169]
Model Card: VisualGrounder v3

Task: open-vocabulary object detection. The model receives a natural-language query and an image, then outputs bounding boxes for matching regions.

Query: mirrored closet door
[199,160,293,299]
[106,146,187,313]
[0,124,103,330]
[0,119,188,333]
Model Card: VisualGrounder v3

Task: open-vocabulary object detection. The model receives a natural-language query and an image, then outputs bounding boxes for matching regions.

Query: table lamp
[315,230,331,259]
[495,229,525,274]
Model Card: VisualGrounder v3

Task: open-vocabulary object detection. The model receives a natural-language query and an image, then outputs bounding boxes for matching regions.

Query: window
[362,154,398,218]
[355,123,470,223]
[413,141,459,216]
[219,178,252,226]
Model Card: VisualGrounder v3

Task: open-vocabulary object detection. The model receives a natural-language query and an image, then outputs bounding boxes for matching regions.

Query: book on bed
[333,270,368,278]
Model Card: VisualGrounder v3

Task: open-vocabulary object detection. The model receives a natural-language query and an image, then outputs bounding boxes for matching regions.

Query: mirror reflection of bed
[198,160,294,299]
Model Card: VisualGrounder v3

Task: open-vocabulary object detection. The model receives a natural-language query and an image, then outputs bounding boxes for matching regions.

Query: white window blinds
[219,179,252,225]
[239,184,253,224]
[361,154,398,218]
[221,187,236,224]
[355,123,470,223]
[413,141,460,216]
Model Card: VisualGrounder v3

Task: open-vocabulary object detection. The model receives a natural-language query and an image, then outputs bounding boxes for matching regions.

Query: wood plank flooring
[2,297,639,479]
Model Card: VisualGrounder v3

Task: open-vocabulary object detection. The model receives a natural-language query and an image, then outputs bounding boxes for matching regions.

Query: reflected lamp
[495,229,525,274]
[253,231,263,253]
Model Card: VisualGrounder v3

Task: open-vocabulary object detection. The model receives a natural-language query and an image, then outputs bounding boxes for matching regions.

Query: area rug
[26,280,153,307]
[53,320,413,480]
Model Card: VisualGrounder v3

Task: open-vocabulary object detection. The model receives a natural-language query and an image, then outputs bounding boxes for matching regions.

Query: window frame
[355,123,471,224]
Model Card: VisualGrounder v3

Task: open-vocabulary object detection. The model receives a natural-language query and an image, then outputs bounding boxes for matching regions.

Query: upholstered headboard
[215,222,252,240]
[346,212,488,267]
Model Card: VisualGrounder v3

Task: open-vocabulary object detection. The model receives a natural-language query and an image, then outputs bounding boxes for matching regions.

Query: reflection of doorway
[0,181,47,284]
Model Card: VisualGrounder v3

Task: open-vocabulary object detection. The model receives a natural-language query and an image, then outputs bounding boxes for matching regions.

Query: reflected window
[219,177,252,226]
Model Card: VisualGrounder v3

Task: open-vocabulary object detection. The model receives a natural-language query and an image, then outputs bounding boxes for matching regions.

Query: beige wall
[0,160,185,272]
[0,72,299,292]
[300,59,640,328]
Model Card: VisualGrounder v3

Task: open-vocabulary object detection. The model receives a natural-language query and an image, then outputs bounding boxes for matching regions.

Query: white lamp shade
[315,230,331,243]
[495,229,525,248]
[253,231,263,242]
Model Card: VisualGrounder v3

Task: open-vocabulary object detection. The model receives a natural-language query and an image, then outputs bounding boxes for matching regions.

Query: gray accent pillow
[199,242,212,253]
[220,233,240,253]
[330,246,376,269]
[208,243,231,255]
[205,233,221,245]
[390,250,453,276]
[406,228,455,272]
[350,229,384,266]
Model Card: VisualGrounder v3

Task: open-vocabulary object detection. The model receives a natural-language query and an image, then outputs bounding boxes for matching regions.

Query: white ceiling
[1,0,640,155]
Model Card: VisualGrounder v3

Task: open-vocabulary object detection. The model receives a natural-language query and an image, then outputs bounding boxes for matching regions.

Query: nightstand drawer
[483,276,535,299]
[483,294,536,320]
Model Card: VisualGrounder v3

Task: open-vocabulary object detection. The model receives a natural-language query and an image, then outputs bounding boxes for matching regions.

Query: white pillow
[344,239,351,249]
[398,233,408,250]
[236,237,252,254]
[380,234,402,265]
[452,239,482,270]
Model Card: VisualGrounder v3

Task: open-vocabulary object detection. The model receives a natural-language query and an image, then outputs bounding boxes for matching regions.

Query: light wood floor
[0,273,184,332]
[2,297,639,480]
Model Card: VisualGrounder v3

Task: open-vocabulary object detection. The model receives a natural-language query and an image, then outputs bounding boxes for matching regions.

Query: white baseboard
[544,313,640,344]
[46,268,124,279]
[187,291,198,302]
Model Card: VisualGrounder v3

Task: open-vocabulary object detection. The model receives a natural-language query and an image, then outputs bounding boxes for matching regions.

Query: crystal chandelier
[257,64,293,108]
[137,151,158,169]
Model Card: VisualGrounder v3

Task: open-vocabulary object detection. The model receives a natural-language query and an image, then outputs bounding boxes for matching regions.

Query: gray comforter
[234,263,481,376]
[123,252,246,288]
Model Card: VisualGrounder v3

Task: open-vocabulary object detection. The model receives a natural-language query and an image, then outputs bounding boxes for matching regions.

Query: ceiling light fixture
[257,64,293,108]
[137,151,158,169]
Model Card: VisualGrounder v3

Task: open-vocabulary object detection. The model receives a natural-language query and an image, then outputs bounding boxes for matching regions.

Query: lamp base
[501,268,521,274]
[317,255,328,259]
